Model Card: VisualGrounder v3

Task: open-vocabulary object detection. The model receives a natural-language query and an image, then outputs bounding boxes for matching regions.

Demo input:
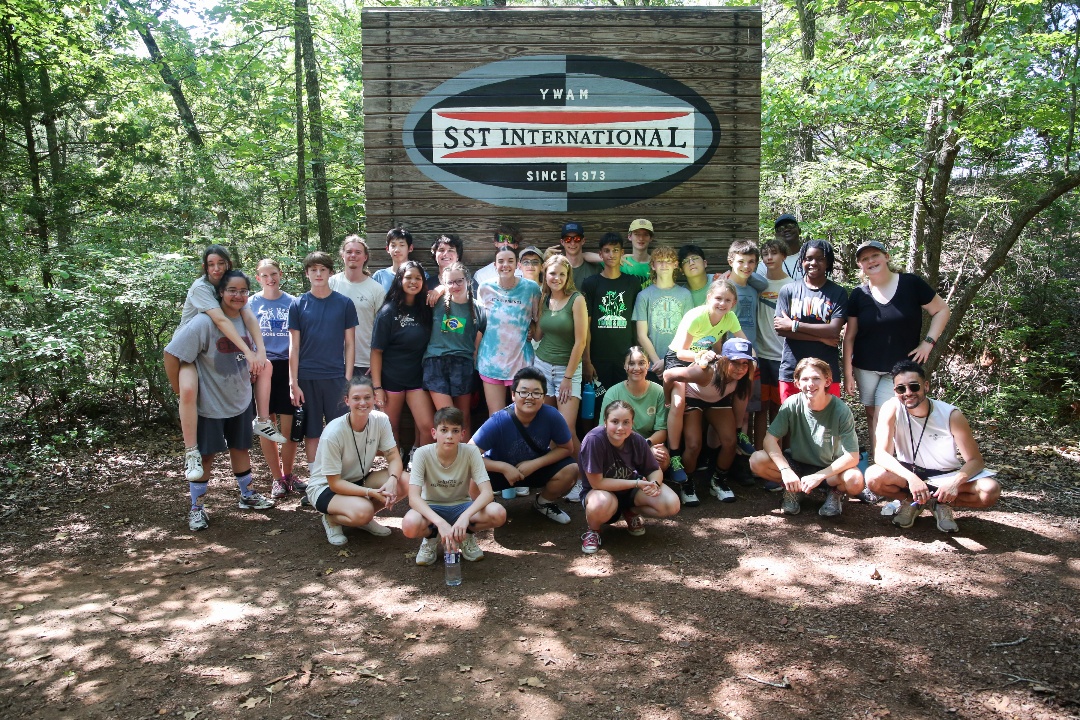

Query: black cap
[774,213,799,229]
[560,222,584,237]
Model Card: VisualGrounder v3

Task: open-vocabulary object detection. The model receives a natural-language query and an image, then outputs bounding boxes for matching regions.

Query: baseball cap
[855,240,888,259]
[561,222,584,238]
[628,219,654,234]
[774,213,799,229]
[721,338,755,363]
[518,246,543,262]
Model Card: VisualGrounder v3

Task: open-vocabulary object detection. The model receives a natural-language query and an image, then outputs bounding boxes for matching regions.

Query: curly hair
[383,260,433,328]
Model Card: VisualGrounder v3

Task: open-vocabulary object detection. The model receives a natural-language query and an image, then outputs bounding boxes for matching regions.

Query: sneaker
[299,493,311,507]
[892,501,922,529]
[857,487,880,504]
[253,418,287,443]
[581,529,601,555]
[188,505,209,531]
[669,455,688,485]
[564,478,584,502]
[238,492,274,510]
[516,486,530,497]
[533,495,571,524]
[736,431,756,456]
[762,480,784,492]
[781,491,802,515]
[292,477,309,491]
[322,514,347,546]
[359,518,391,537]
[819,489,844,517]
[929,499,959,533]
[624,510,646,536]
[677,483,700,507]
[460,534,484,562]
[282,474,296,493]
[184,447,204,482]
[415,536,439,566]
[709,472,736,503]
[271,479,288,498]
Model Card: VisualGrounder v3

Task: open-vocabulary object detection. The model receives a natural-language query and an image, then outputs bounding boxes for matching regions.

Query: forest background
[1,0,1078,480]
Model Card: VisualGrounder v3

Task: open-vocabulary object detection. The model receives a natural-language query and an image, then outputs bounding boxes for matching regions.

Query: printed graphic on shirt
[597,291,629,328]
[789,294,839,322]
[398,312,420,329]
[650,295,685,337]
[254,305,290,338]
[759,289,780,312]
[442,313,467,334]
[691,334,717,352]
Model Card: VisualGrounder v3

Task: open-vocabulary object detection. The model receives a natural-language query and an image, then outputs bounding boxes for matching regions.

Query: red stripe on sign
[442,147,689,160]
[435,110,690,125]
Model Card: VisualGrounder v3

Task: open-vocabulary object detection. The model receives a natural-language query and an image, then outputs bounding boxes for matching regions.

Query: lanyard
[903,399,932,472]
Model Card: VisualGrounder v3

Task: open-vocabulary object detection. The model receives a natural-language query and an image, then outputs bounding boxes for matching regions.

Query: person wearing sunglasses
[865,360,1000,532]
[470,367,578,525]
[559,221,603,289]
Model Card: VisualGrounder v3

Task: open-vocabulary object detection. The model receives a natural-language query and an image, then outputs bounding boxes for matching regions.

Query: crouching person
[749,357,863,518]
[305,375,406,545]
[403,408,507,566]
[579,401,681,554]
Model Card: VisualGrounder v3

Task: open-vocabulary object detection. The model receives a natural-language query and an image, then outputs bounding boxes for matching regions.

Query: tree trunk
[296,0,333,252]
[39,64,69,252]
[794,0,816,162]
[294,16,309,250]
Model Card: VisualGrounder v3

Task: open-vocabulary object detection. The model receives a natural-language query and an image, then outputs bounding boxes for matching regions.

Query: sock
[426,525,438,539]
[235,469,253,497]
[189,482,208,508]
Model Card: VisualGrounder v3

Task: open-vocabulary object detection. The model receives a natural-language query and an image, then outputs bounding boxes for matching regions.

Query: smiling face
[776,221,801,250]
[599,243,623,270]
[495,248,518,277]
[220,276,250,317]
[256,265,280,292]
[604,407,635,447]
[561,232,584,257]
[442,268,468,302]
[707,286,736,316]
[761,246,785,270]
[729,252,758,279]
[205,253,229,285]
[544,262,568,294]
[400,266,425,299]
[341,241,368,271]
[725,358,751,382]
[796,364,828,400]
[857,248,890,277]
[801,246,828,284]
[624,350,650,383]
[346,382,376,420]
[512,378,545,415]
[628,229,652,252]
[893,371,928,411]
[434,242,458,270]
[519,254,542,282]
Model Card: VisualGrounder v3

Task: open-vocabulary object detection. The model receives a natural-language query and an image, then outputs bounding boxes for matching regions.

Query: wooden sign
[361,7,761,266]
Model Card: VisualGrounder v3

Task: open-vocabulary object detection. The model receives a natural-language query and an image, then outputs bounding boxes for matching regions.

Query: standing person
[632,246,694,381]
[581,232,642,392]
[329,236,386,378]
[164,271,275,531]
[774,240,848,401]
[288,251,359,468]
[476,247,541,417]
[720,239,767,454]
[472,224,524,290]
[621,219,654,288]
[425,232,464,299]
[843,240,950,432]
[560,222,602,289]
[304,375,406,546]
[372,227,415,291]
[402,407,507,566]
[578,401,680,554]
[754,238,794,487]
[533,254,588,455]
[423,262,484,440]
[661,339,754,505]
[164,245,283,483]
[470,367,578,525]
[749,358,864,518]
[371,260,436,452]
[249,259,300,498]
[599,346,670,474]
[677,244,712,306]
[517,246,545,286]
[765,214,803,278]
[866,361,999,532]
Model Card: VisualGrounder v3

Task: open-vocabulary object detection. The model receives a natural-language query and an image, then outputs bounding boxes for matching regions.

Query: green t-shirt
[599,381,668,437]
[620,256,652,289]
[768,393,859,468]
[679,281,711,307]
[424,299,484,360]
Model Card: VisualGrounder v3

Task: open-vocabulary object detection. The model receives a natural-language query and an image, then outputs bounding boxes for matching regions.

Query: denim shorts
[423,355,475,397]
[533,356,582,398]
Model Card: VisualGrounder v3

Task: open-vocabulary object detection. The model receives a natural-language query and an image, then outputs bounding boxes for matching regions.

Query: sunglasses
[894,382,923,394]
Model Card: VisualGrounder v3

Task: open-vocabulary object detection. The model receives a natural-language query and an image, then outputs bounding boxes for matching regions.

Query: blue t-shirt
[372,267,396,292]
[732,280,761,345]
[471,404,571,467]
[288,291,359,380]
[248,292,295,361]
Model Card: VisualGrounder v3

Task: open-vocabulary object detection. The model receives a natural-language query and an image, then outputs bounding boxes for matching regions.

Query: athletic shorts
[352,365,371,379]
[479,374,513,387]
[779,381,841,402]
[853,367,894,408]
[309,468,391,512]
[664,350,691,372]
[298,377,347,438]
[196,402,254,456]
[783,449,828,481]
[423,355,475,397]
[533,357,582,398]
[487,457,576,492]
[758,358,782,405]
[580,487,638,525]
[428,501,475,528]
[266,359,295,417]
[685,394,733,411]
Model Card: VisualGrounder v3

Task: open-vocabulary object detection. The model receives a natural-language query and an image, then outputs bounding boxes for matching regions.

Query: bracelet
[792,319,800,332]
[924,335,936,346]
[373,386,383,391]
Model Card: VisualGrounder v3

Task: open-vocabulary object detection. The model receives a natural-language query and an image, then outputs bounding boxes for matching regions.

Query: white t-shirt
[307,411,397,496]
[328,273,386,368]
[408,443,490,506]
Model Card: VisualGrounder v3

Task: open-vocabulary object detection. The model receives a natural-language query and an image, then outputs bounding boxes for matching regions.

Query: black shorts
[487,457,576,492]
[784,449,827,479]
[581,487,638,525]
[196,402,254,456]
[685,394,733,411]
[664,350,691,372]
[266,359,295,417]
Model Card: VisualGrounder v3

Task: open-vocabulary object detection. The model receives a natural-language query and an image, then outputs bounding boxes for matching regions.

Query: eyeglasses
[446,278,466,287]
[223,288,250,297]
[562,235,583,243]
[520,259,541,267]
[894,382,923,394]
[681,256,703,265]
[515,389,545,400]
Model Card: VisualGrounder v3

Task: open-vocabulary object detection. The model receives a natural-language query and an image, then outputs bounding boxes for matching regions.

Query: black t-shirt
[849,273,936,372]
[776,279,848,382]
[581,273,641,363]
[371,303,431,390]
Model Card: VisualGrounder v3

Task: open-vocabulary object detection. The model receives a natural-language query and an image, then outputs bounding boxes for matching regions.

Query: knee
[977,481,1001,508]
[343,504,375,527]
[719,428,737,448]
[842,468,865,495]
[684,433,702,454]
[400,511,427,538]
[487,503,508,527]
[749,450,770,473]
[864,465,888,493]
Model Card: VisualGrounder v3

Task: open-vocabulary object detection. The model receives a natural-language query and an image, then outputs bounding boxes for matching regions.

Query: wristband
[373,386,383,391]
[792,319,800,332]
[924,335,936,346]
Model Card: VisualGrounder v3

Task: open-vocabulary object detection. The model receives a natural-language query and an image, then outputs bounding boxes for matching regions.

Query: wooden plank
[362,26,760,47]
[361,7,761,29]
[361,77,761,100]
[360,43,760,65]
[361,94,761,116]
[360,60,761,82]
[362,163,762,186]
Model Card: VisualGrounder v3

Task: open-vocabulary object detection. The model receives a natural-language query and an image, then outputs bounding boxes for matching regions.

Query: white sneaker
[415,536,439,566]
[929,499,959,533]
[564,478,583,502]
[533,495,571,524]
[322,514,347,546]
[184,447,204,482]
[460,534,484,562]
[515,486,530,496]
[359,518,391,537]
[253,418,287,444]
[188,505,209,531]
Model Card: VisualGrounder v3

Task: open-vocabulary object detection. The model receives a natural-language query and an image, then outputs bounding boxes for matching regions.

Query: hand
[365,488,387,505]
[781,467,801,492]
[908,476,931,504]
[908,341,934,364]
[650,358,664,375]
[378,478,398,506]
[650,444,670,467]
[436,520,457,551]
[502,463,525,485]
[290,384,305,407]
[638,479,661,497]
[932,482,959,504]
[558,377,572,404]
[426,287,442,307]
[820,335,840,348]
[514,459,536,480]
[374,388,387,409]
[843,373,856,397]
[582,361,595,384]
[697,349,717,366]
[800,472,826,494]
[774,313,793,333]
[450,517,470,546]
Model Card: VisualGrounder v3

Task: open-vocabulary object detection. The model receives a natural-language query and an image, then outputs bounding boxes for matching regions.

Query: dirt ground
[1,426,1079,720]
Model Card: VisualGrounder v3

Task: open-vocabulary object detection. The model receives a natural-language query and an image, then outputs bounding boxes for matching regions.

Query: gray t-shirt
[306,411,397,496]
[768,393,859,469]
[328,273,386,368]
[409,443,490,506]
[164,313,253,419]
[631,284,694,360]
[179,277,219,327]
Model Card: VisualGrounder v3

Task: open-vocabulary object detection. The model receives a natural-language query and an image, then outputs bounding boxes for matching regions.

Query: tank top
[893,399,962,471]
[535,292,580,365]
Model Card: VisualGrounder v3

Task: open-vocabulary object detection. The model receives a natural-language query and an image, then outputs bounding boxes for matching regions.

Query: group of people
[162,215,1001,562]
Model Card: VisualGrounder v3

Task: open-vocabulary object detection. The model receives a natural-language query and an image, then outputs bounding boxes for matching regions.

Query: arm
[747,272,768,292]
[377,446,404,505]
[369,348,386,408]
[449,481,495,547]
[407,483,456,549]
[425,284,448,307]
[205,306,258,366]
[586,470,661,496]
[328,472,384,502]
[775,315,844,345]
[582,327,595,383]
[799,450,859,492]
[558,295,589,404]
[582,251,602,264]
[288,328,304,406]
[872,400,931,500]
[343,327,355,382]
[240,305,269,372]
[910,294,951,364]
[842,317,858,394]
[516,437,572,478]
[636,320,663,374]
[764,433,803,493]
[932,411,985,502]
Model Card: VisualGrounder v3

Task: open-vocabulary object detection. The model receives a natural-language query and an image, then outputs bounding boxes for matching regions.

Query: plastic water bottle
[581,382,596,420]
[290,406,306,443]
[501,487,517,500]
[444,550,462,586]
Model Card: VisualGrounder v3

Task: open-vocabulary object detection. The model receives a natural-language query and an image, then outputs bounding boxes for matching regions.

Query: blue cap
[561,222,584,238]
[721,337,755,362]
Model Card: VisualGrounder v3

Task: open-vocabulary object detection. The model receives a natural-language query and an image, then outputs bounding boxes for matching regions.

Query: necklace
[903,399,932,472]
[349,412,368,467]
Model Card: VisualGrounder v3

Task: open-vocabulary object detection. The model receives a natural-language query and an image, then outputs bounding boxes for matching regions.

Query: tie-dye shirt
[476,278,541,381]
